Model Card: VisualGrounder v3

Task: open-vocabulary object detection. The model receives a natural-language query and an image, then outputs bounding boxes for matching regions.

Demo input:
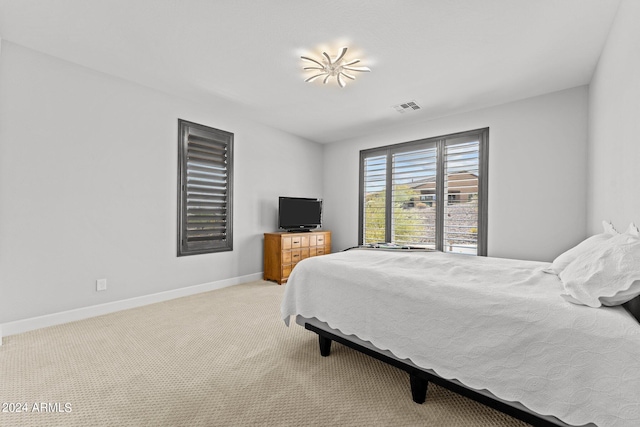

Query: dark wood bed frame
[305,293,640,427]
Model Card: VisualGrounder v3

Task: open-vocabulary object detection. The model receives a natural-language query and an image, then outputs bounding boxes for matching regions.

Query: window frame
[358,128,489,256]
[177,119,234,256]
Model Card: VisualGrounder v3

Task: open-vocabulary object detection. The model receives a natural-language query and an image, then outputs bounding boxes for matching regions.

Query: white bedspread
[281,250,640,427]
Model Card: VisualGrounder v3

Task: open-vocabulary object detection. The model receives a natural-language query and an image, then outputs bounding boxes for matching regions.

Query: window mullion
[435,139,445,252]
[385,150,393,243]
[477,131,489,256]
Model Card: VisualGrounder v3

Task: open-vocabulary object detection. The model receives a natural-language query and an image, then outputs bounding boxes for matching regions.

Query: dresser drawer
[282,265,292,280]
[290,249,302,263]
[291,236,302,248]
[282,237,292,250]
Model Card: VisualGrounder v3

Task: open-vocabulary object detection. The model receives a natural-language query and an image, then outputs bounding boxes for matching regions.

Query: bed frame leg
[319,335,332,357]
[410,374,428,404]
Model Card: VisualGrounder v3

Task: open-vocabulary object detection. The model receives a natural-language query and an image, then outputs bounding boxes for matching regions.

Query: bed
[281,247,640,427]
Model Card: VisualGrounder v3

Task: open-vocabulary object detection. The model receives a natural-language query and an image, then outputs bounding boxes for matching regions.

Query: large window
[359,128,488,255]
[178,119,234,256]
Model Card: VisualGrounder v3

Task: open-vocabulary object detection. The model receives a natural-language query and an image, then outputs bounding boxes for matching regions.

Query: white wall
[587,0,640,234]
[323,87,589,262]
[0,41,323,324]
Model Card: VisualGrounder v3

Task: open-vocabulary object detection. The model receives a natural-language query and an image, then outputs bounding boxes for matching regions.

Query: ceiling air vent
[392,100,422,114]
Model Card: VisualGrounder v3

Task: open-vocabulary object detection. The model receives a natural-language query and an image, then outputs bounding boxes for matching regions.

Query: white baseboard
[0,272,263,344]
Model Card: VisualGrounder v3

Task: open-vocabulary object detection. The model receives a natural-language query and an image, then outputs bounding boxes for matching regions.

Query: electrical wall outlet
[96,279,107,291]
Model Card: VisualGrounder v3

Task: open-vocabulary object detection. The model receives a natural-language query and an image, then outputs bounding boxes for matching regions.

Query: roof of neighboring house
[406,172,478,189]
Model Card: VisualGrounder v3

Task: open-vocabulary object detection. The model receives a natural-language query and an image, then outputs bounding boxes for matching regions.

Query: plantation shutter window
[443,136,481,254]
[178,119,234,256]
[392,145,438,248]
[359,128,488,256]
[362,154,387,245]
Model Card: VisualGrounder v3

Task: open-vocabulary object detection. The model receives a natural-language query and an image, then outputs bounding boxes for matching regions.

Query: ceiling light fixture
[301,47,370,88]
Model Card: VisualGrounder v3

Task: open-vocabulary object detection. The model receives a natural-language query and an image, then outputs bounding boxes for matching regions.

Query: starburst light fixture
[301,47,371,88]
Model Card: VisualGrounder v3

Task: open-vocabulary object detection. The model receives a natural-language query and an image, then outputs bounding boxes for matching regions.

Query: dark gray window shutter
[178,119,233,256]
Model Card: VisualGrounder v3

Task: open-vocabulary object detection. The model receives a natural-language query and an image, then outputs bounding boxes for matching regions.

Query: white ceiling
[0,0,621,143]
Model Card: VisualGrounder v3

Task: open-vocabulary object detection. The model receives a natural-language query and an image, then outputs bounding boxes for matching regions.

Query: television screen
[278,197,322,231]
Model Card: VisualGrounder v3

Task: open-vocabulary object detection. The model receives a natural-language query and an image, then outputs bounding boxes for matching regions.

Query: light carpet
[0,280,529,426]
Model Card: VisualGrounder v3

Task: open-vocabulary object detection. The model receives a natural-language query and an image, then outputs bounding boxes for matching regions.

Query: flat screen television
[278,197,322,232]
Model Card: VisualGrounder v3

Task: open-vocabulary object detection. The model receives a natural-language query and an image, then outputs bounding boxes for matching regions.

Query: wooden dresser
[263,231,331,284]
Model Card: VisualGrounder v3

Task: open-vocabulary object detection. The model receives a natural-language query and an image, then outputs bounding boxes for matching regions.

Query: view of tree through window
[359,129,488,256]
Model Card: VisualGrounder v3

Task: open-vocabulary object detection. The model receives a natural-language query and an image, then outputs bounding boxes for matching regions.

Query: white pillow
[625,222,640,237]
[559,233,640,307]
[543,220,617,275]
[602,220,618,235]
